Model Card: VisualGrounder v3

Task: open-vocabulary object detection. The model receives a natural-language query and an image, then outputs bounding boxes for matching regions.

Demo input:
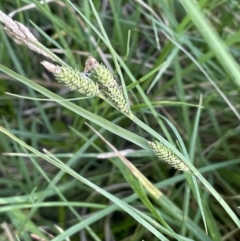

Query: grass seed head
[84,56,130,115]
[148,141,191,172]
[42,61,100,97]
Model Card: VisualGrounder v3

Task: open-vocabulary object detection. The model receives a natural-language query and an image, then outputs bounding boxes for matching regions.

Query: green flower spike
[148,141,191,173]
[85,56,130,115]
[42,61,100,97]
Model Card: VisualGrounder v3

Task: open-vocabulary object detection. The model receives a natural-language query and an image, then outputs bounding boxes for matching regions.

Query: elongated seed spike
[95,64,129,114]
[42,61,100,97]
[84,56,130,115]
[148,141,191,173]
[0,11,54,60]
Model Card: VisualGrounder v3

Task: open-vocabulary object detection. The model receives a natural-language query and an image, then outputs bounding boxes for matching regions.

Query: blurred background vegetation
[0,0,240,240]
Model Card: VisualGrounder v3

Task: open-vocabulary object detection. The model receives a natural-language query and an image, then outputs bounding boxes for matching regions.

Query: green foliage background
[0,0,240,240]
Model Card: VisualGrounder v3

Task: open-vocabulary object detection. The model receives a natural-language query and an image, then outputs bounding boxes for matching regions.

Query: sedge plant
[0,1,239,240]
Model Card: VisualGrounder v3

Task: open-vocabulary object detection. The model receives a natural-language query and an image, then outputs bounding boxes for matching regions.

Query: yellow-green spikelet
[56,66,100,96]
[148,141,191,172]
[94,64,129,114]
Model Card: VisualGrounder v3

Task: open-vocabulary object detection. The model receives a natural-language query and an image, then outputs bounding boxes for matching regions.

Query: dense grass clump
[0,1,240,241]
